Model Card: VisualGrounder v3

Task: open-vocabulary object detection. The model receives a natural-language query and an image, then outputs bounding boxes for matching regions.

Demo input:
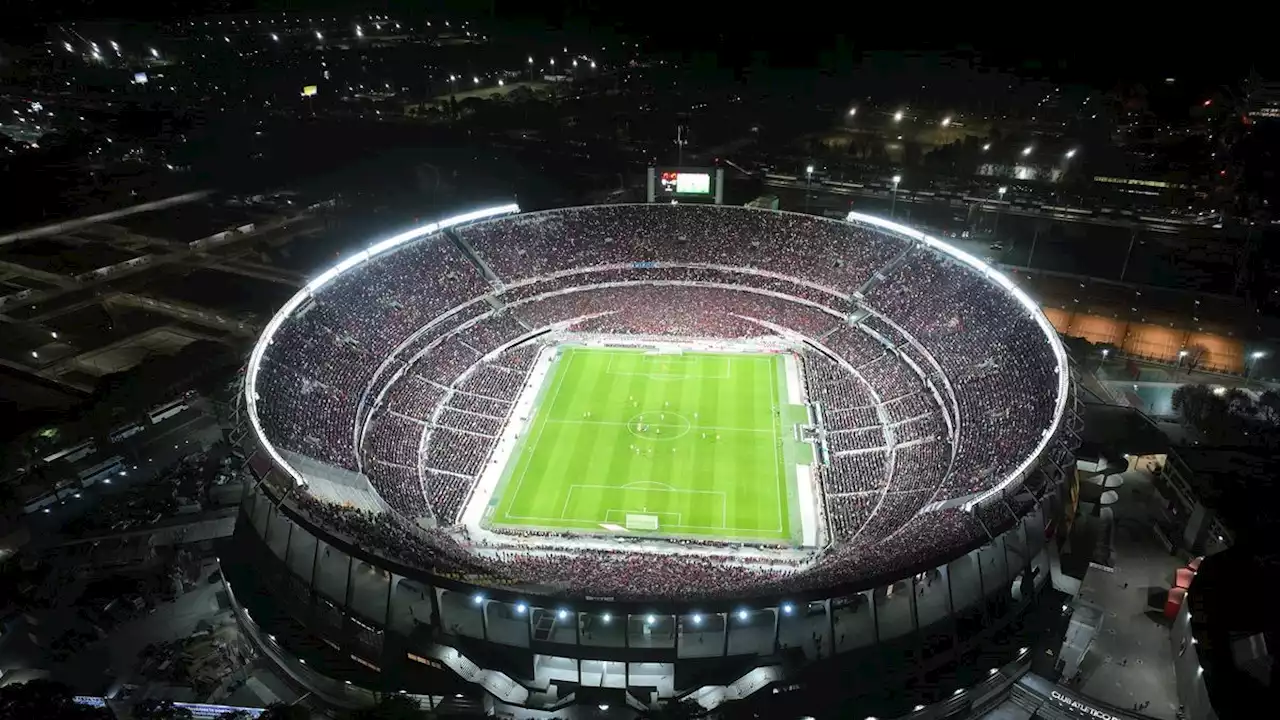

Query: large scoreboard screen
[649,167,723,203]
[660,170,712,195]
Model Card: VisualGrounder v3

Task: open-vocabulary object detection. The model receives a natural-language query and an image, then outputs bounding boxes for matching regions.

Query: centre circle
[626,412,691,441]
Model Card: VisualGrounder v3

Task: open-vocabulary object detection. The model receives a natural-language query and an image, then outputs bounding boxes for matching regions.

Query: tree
[0,680,112,720]
[1259,389,1280,423]
[133,699,194,720]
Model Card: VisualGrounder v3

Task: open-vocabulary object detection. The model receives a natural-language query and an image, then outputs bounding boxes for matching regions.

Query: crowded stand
[822,451,889,494]
[247,204,1068,601]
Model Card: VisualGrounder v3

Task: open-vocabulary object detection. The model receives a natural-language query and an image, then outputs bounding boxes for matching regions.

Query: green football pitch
[485,346,806,544]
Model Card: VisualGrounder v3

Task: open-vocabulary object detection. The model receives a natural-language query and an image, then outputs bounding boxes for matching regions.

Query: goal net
[625,514,660,531]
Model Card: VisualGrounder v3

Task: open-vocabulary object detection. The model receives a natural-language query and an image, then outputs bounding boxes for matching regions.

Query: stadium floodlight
[941,116,951,127]
[472,593,485,605]
[557,608,569,620]
[1021,145,1033,156]
[894,109,904,122]
[782,602,794,615]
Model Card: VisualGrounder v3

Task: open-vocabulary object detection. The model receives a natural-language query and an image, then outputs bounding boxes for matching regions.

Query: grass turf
[485,346,801,544]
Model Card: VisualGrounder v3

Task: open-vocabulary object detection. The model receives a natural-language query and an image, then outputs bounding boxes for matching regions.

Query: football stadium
[226,203,1082,718]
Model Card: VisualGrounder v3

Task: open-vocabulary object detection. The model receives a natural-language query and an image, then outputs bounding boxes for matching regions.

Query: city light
[557,608,569,620]
[590,60,596,69]
[498,79,504,86]
[473,76,480,84]
[1021,145,1033,156]
[691,613,703,625]
[599,705,610,712]
[646,614,656,625]
[998,186,1008,196]
[737,609,749,620]
[315,31,323,41]
[150,48,159,58]
[601,612,612,624]
[550,57,555,66]
[982,143,991,151]
[1252,351,1267,359]
[1066,148,1078,159]
[893,109,904,122]
[573,59,578,68]
[941,116,951,127]
[527,56,533,64]
[355,25,364,38]
[782,602,794,615]
[271,33,279,42]
[472,593,484,605]
[892,174,902,185]
[515,602,527,614]
[806,164,815,175]
[848,107,857,116]
[63,41,74,52]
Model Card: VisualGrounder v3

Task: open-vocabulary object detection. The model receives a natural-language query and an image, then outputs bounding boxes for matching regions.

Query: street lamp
[893,109,904,122]
[1248,350,1267,378]
[982,142,991,152]
[590,60,596,69]
[848,107,857,117]
[941,116,952,127]
[890,174,902,219]
[804,164,815,213]
[1065,148,1078,159]
[527,55,534,81]
[1021,145,1033,157]
[1177,349,1189,371]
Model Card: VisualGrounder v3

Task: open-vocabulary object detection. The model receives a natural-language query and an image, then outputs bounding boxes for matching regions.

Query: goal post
[625,514,660,531]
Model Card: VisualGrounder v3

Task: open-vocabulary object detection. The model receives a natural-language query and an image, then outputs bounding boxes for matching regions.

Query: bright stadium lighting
[941,116,951,127]
[894,109,904,122]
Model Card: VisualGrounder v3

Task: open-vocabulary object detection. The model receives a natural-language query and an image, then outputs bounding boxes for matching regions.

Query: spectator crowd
[249,204,1068,600]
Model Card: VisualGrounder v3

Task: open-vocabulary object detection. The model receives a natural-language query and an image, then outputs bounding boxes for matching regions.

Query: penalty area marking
[557,484,728,529]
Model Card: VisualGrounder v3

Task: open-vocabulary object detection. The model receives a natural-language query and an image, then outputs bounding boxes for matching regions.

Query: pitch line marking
[621,480,675,490]
[502,349,574,524]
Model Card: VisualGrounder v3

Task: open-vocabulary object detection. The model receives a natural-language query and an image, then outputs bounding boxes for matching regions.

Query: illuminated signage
[1050,690,1124,720]
[301,85,318,97]
[659,171,712,195]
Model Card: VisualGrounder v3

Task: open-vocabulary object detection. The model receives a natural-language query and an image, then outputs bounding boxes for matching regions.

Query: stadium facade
[225,204,1082,717]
